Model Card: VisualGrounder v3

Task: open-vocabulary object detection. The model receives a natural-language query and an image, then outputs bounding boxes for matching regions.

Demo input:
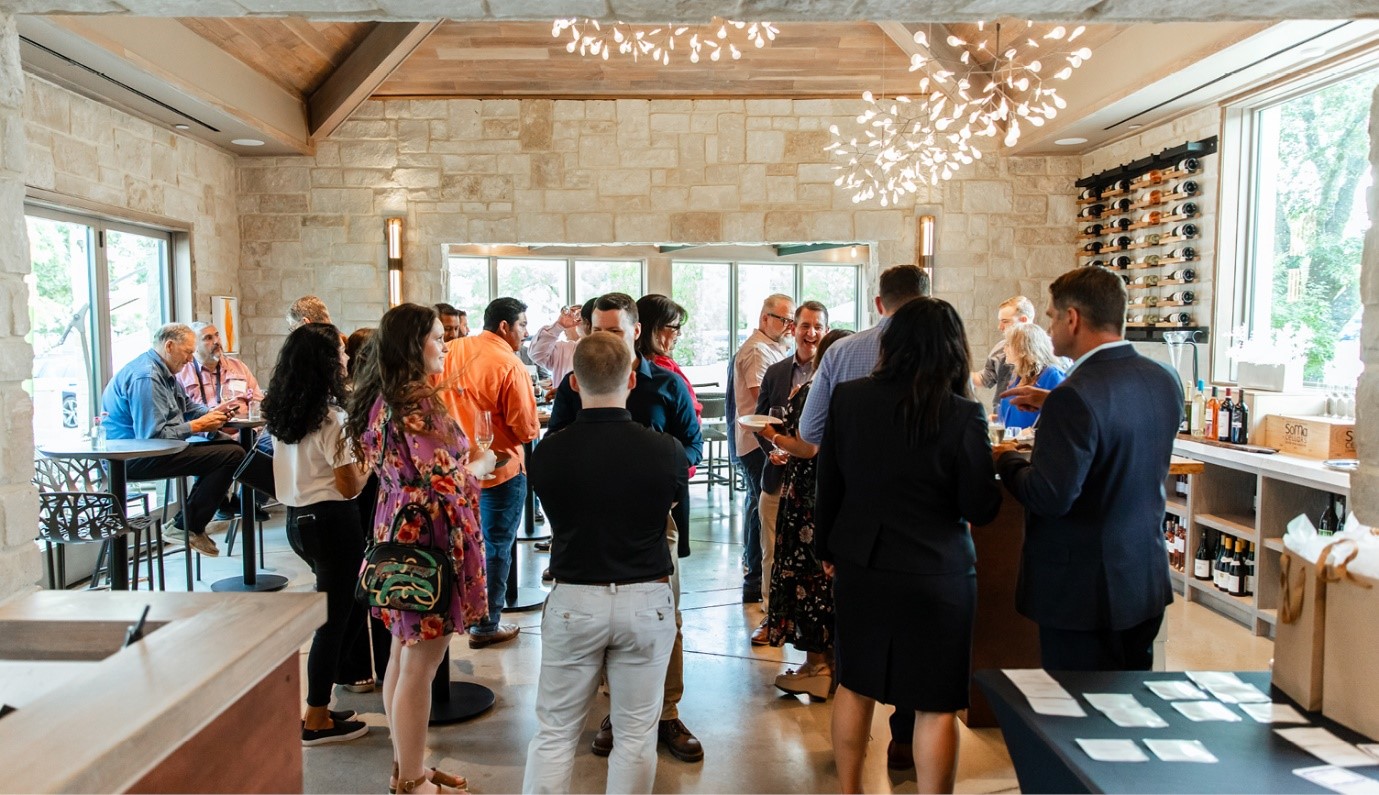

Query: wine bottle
[1178,524,1188,571]
[1181,383,1193,433]
[1191,379,1206,435]
[1230,390,1249,445]
[1089,259,1107,269]
[1218,388,1234,443]
[1245,543,1256,596]
[1170,180,1200,197]
[1106,216,1131,232]
[1113,255,1133,269]
[1140,210,1162,225]
[1115,235,1133,249]
[1167,291,1195,304]
[1213,535,1227,590]
[1193,533,1212,580]
[1082,241,1104,254]
[1232,540,1247,596]
[1079,204,1105,219]
[1127,313,1147,324]
[1146,169,1164,185]
[1131,274,1159,286]
[1079,187,1100,201]
[1143,295,1160,308]
[1166,248,1198,262]
[1170,223,1199,239]
[1318,494,1339,536]
[1204,387,1219,439]
[1177,156,1200,173]
[1083,223,1104,236]
[1143,189,1163,206]
[1144,254,1162,267]
[1171,201,1200,217]
[1168,268,1197,282]
[1163,312,1192,324]
[1114,197,1133,213]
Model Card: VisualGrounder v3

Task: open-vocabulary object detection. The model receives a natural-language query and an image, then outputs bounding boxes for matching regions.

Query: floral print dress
[764,381,834,653]
[360,397,488,644]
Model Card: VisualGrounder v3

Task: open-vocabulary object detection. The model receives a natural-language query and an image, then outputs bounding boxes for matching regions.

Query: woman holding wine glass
[346,303,496,794]
[472,410,496,480]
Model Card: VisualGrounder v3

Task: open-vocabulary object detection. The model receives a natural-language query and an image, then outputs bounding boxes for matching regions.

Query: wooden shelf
[1263,538,1284,553]
[1187,578,1256,611]
[1129,168,1200,189]
[1169,567,1186,586]
[1258,608,1277,625]
[1197,511,1258,541]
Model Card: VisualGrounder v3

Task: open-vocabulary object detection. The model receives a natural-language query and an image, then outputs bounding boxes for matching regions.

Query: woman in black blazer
[815,297,1002,794]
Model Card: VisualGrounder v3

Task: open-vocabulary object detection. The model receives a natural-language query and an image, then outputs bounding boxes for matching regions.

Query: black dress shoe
[658,718,704,762]
[742,584,762,603]
[591,715,613,756]
[887,739,915,771]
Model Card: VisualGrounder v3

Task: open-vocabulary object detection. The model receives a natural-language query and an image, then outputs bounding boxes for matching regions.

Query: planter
[1236,360,1303,392]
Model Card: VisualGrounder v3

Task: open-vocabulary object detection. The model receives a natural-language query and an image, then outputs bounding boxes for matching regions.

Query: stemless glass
[474,409,496,480]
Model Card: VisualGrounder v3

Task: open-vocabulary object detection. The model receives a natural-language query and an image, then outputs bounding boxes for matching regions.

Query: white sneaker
[187,532,220,557]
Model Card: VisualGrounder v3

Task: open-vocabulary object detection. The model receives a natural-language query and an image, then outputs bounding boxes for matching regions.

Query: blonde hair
[1004,323,1061,382]
[573,333,633,396]
[999,295,1036,319]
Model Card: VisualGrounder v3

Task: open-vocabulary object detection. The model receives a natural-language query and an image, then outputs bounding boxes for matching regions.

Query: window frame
[443,254,648,320]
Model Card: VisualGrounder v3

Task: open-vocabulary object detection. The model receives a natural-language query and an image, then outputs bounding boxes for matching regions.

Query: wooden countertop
[0,591,324,794]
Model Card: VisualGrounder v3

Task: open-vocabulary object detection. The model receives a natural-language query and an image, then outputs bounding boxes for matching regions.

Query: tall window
[25,208,173,447]
[1232,63,1378,386]
[444,254,646,331]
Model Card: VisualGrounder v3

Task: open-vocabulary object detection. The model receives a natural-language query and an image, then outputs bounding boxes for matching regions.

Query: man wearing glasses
[727,293,795,604]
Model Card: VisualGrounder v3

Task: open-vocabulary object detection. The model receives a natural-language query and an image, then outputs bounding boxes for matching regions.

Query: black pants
[1038,612,1164,672]
[673,476,691,558]
[287,500,366,707]
[737,448,767,587]
[338,475,392,682]
[125,439,274,536]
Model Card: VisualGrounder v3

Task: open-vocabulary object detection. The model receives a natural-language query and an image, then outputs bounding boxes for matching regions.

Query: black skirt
[832,559,976,712]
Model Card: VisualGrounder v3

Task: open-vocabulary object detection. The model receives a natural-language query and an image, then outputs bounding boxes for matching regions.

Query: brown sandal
[390,763,469,794]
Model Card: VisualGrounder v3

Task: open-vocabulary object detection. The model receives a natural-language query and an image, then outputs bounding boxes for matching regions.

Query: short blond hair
[1004,323,1061,381]
[573,333,633,396]
[999,295,1036,319]
[287,295,331,327]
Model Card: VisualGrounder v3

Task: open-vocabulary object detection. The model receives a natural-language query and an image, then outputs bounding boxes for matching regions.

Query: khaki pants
[662,514,684,721]
[758,489,780,615]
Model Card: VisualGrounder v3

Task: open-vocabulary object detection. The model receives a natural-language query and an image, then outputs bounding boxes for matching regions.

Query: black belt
[554,575,669,587]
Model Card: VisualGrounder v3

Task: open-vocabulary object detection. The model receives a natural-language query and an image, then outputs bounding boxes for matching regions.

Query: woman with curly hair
[346,303,494,794]
[263,322,371,746]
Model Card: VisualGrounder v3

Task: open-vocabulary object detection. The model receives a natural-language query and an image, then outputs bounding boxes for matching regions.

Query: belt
[555,575,669,587]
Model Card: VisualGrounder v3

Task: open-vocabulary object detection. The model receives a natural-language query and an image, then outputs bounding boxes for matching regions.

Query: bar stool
[33,457,163,590]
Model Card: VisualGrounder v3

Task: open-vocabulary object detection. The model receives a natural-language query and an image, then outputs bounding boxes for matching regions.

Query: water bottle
[92,415,107,451]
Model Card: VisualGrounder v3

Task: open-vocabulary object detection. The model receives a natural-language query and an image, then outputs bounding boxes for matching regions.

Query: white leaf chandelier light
[551,18,779,65]
[827,21,1092,205]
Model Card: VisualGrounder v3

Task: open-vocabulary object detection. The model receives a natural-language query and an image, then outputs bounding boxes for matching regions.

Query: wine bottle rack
[1075,136,1217,344]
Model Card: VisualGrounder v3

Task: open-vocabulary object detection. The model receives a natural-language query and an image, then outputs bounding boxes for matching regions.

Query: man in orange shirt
[439,297,540,648]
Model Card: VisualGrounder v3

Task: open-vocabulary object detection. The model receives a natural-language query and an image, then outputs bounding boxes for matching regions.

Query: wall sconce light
[385,217,404,307]
[917,213,937,273]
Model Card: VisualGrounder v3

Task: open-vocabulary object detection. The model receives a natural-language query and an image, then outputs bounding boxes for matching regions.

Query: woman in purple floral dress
[347,303,495,795]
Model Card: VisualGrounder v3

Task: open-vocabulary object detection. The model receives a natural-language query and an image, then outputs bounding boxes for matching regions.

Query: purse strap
[387,502,436,546]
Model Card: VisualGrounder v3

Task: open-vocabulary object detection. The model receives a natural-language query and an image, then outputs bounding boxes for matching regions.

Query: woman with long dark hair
[263,322,370,746]
[634,293,700,557]
[815,298,1002,793]
[346,303,494,794]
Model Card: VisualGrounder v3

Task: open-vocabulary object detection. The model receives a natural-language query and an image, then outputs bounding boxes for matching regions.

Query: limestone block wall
[0,12,38,596]
[1353,85,1379,524]
[22,76,242,314]
[235,97,1078,372]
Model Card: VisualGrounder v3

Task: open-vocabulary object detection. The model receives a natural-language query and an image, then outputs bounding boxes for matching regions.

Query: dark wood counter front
[968,496,1041,727]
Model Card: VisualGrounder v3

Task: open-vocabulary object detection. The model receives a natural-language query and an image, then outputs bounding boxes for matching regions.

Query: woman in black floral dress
[757,329,852,701]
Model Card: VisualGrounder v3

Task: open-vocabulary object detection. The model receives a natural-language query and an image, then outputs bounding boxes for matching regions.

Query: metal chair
[33,457,164,590]
[693,393,734,493]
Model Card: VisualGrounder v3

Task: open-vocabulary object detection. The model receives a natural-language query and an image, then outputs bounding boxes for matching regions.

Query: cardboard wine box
[1263,414,1356,460]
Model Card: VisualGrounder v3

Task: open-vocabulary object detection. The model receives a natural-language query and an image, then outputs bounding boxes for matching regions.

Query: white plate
[737,414,783,430]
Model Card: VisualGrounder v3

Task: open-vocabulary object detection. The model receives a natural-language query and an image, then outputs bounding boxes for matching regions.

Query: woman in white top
[263,322,371,747]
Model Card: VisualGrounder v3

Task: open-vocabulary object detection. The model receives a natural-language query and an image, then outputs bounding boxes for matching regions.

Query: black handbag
[356,502,455,613]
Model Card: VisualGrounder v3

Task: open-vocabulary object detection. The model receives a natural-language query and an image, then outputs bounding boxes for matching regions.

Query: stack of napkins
[1085,693,1168,728]
[1186,671,1271,704]
[1004,669,1086,717]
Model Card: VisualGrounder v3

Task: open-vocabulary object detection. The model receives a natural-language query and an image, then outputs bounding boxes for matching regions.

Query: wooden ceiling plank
[310,20,443,140]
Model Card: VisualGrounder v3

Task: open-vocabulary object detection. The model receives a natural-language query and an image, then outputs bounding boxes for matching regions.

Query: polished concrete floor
[167,483,1274,794]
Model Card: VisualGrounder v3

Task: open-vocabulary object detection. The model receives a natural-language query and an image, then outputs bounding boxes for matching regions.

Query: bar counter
[0,590,324,793]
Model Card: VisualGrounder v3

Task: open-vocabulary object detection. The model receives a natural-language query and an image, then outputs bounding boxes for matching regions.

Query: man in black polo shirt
[547,291,705,763]
[523,333,683,794]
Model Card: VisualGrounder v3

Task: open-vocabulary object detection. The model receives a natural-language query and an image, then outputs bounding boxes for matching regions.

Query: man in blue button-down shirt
[103,323,274,557]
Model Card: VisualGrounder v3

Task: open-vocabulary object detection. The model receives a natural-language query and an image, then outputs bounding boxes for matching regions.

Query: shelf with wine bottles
[1187,578,1257,623]
[1166,494,1188,516]
[1196,512,1258,541]
[1128,167,1200,189]
[1127,279,1194,290]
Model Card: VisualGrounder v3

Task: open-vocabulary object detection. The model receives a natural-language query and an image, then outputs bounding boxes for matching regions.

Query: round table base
[429,682,496,724]
[503,586,548,613]
[210,573,289,592]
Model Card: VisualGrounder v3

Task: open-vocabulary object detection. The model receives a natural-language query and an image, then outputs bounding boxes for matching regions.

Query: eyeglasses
[665,324,682,333]
[766,313,795,327]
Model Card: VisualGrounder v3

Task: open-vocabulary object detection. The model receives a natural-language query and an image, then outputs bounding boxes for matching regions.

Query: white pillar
[1354,85,1379,525]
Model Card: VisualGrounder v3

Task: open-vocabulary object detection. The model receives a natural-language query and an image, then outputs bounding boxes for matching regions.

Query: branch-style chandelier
[551,18,779,65]
[826,21,1092,205]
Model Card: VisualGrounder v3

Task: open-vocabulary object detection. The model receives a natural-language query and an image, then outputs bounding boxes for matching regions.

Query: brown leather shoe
[750,620,770,646]
[887,739,915,771]
[658,718,704,762]
[467,623,519,649]
[591,715,613,757]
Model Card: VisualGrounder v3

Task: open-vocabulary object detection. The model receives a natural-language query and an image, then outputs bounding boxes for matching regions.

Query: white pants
[522,581,677,794]
[758,488,780,614]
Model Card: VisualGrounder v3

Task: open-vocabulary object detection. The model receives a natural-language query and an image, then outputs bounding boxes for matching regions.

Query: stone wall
[23,76,242,315]
[0,12,38,597]
[236,97,1078,372]
[1353,85,1379,524]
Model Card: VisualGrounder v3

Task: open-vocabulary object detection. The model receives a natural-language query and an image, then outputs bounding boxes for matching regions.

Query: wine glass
[768,406,787,454]
[474,409,496,480]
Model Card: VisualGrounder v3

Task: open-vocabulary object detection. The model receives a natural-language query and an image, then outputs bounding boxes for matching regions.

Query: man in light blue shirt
[103,323,274,556]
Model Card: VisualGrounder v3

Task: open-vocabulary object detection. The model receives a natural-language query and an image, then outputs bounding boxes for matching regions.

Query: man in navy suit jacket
[995,266,1183,671]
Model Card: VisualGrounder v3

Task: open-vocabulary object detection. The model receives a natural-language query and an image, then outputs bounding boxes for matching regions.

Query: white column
[1354,85,1379,525]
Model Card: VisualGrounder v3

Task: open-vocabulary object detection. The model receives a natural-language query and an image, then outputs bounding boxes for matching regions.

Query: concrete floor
[165,484,1274,794]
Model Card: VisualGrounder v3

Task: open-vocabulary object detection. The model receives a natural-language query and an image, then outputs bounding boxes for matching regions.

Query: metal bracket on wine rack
[1075,136,1219,192]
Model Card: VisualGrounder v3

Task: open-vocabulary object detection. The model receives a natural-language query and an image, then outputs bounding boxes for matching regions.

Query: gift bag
[1274,549,1327,711]
[1321,536,1378,738]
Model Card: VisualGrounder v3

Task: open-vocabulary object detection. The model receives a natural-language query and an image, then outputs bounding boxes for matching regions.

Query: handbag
[356,502,455,613]
[355,418,454,613]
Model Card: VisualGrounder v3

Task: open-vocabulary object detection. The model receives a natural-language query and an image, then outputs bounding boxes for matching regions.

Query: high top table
[38,437,188,590]
[210,419,287,593]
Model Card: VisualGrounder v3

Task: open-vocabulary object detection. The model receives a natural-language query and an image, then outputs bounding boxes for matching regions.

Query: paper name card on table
[1278,728,1379,768]
[1076,738,1149,763]
[1085,693,1143,712]
[1005,669,1074,700]
[1294,766,1379,795]
[1144,739,1219,763]
[1239,702,1310,724]
[1184,671,1270,703]
[1029,697,1088,717]
[1145,680,1209,701]
[1172,700,1242,722]
[1211,683,1272,704]
[1105,707,1169,729]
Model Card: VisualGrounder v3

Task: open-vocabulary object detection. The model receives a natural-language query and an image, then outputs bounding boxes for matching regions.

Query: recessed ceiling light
[231,138,265,147]
[1054,137,1088,145]
[173,123,190,130]
[1128,124,1144,130]
[1297,45,1327,58]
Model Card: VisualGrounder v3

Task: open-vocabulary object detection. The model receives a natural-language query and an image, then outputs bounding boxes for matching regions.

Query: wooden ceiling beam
[309,21,442,141]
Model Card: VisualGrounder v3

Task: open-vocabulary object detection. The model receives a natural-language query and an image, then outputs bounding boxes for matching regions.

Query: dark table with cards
[976,669,1379,794]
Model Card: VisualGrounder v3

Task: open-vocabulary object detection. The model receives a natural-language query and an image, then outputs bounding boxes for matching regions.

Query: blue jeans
[478,473,527,631]
[736,448,767,589]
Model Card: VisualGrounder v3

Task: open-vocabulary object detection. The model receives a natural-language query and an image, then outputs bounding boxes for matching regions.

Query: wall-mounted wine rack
[1075,137,1217,343]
